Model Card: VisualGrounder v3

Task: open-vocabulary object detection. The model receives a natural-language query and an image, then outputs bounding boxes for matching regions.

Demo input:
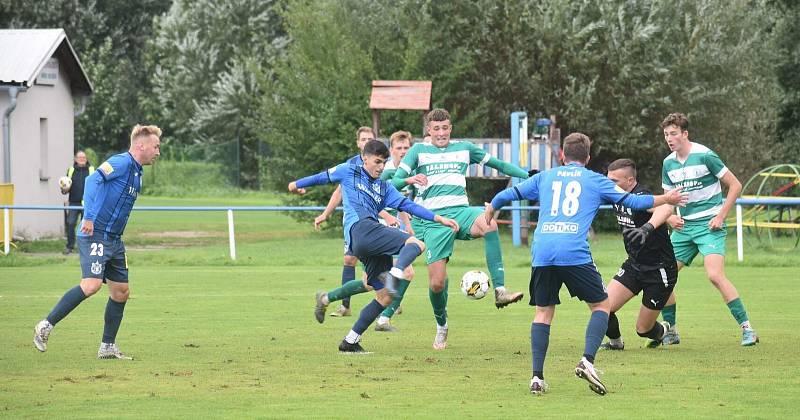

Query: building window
[39,118,49,181]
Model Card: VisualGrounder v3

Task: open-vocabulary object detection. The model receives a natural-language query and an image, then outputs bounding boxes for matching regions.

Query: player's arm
[385,185,458,231]
[623,204,674,245]
[710,169,742,230]
[81,157,126,235]
[399,211,413,234]
[661,167,684,230]
[391,145,427,189]
[379,209,399,227]
[314,185,342,229]
[288,164,344,194]
[484,176,538,224]
[484,157,530,179]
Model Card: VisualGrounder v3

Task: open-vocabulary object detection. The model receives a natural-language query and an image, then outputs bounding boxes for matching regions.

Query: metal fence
[3,197,800,261]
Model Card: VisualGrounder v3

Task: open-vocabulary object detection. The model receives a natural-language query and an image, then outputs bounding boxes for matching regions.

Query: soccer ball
[58,176,72,190]
[460,270,490,300]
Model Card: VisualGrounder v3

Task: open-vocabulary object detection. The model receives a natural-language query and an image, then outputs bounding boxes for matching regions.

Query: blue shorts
[348,219,411,290]
[77,232,128,282]
[530,263,607,306]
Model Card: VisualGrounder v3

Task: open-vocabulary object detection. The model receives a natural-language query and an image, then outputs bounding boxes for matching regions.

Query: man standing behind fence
[33,125,161,359]
[61,150,94,255]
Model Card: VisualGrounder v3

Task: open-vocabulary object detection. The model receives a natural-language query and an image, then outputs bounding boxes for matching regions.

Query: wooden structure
[369,80,432,137]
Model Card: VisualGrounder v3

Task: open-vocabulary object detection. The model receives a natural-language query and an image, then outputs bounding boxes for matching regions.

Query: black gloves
[528,169,540,177]
[623,222,654,245]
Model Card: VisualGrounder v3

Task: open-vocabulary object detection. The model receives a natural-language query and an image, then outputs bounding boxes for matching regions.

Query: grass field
[1,195,799,418]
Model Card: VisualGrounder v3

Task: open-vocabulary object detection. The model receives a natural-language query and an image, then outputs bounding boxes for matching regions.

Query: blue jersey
[81,152,143,237]
[296,163,436,247]
[491,162,655,266]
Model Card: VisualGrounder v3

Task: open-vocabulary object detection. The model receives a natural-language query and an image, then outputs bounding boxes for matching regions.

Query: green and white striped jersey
[661,142,728,221]
[398,141,490,210]
[381,159,412,216]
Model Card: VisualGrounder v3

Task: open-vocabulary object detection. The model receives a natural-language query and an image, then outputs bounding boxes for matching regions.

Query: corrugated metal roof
[0,28,92,95]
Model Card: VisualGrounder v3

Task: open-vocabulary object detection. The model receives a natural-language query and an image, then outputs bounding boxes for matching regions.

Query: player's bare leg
[470,215,523,308]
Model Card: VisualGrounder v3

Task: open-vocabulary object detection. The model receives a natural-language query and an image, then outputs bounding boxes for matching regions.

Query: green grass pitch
[1,195,798,418]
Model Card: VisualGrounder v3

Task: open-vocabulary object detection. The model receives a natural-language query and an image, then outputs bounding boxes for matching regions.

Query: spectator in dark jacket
[62,151,94,254]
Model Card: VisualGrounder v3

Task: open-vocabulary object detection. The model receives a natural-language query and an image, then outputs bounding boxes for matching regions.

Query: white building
[0,29,92,239]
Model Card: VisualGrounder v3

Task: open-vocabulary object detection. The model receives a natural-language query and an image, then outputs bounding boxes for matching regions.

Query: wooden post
[372,109,381,139]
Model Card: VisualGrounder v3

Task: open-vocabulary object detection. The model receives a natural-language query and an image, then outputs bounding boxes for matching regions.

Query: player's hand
[313,213,328,230]
[436,216,459,232]
[287,181,306,195]
[382,214,400,228]
[80,219,94,235]
[406,174,428,186]
[664,187,688,207]
[484,203,495,225]
[623,222,654,246]
[527,169,539,177]
[708,214,725,231]
[667,215,684,230]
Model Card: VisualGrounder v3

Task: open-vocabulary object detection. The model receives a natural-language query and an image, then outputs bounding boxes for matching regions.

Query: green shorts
[670,220,727,266]
[413,206,482,264]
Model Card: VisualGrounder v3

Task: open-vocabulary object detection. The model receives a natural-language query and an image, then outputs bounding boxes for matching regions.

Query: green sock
[327,279,368,303]
[381,279,410,318]
[429,281,448,327]
[484,230,505,288]
[662,304,676,326]
[726,298,751,327]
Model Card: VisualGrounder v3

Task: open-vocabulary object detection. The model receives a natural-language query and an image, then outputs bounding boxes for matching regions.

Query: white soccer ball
[461,270,490,300]
[58,176,72,190]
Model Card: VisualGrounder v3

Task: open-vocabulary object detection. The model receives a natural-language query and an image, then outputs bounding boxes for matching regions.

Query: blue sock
[102,298,126,343]
[394,243,422,271]
[583,311,609,363]
[342,265,356,308]
[47,285,87,325]
[531,322,550,379]
[352,299,386,335]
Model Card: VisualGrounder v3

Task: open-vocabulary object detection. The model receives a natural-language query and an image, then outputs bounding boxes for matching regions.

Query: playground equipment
[736,164,800,249]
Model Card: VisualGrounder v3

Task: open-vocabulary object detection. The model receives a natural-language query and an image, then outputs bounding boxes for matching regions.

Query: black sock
[605,312,621,339]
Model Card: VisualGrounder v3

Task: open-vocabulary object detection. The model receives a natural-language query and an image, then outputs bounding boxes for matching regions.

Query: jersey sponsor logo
[99,162,114,176]
[356,182,382,203]
[91,260,103,275]
[540,221,579,234]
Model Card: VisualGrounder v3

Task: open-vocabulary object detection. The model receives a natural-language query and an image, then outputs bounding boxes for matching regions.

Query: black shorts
[612,260,677,310]
[530,263,608,306]
[348,219,411,290]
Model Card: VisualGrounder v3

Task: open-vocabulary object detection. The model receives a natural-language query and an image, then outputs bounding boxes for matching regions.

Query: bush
[141,160,233,197]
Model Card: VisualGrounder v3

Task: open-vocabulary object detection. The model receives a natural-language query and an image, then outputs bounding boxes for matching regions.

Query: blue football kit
[296,162,435,288]
[491,162,656,305]
[77,152,143,282]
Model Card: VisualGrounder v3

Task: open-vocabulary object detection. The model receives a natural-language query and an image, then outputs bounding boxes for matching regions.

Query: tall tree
[146,0,286,187]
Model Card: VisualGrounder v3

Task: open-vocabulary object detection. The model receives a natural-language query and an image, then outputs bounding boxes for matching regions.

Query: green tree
[256,0,377,217]
[146,0,286,187]
[774,0,800,162]
[0,0,172,154]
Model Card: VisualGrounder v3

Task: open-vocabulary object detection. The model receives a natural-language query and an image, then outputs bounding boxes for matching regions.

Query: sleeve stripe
[513,186,523,200]
[399,162,411,173]
[716,166,729,178]
[480,154,492,165]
